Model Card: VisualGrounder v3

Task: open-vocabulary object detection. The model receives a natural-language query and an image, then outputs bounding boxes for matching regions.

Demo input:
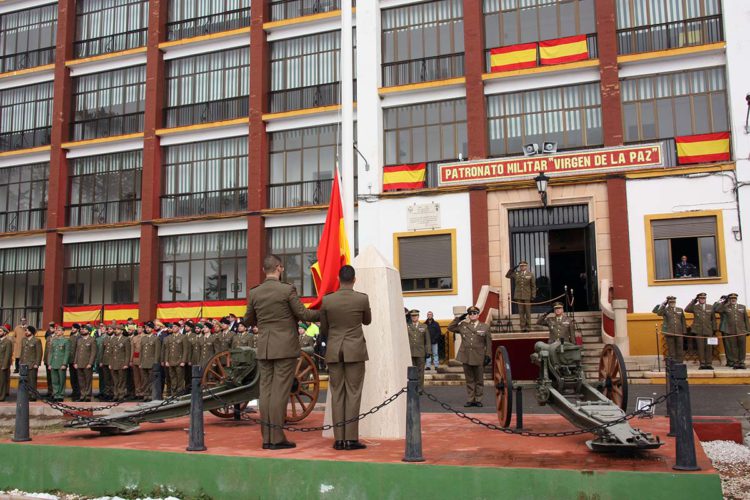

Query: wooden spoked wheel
[286,351,320,423]
[202,351,248,419]
[598,344,628,411]
[493,346,513,428]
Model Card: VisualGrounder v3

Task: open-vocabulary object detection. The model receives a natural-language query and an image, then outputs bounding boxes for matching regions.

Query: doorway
[549,228,590,311]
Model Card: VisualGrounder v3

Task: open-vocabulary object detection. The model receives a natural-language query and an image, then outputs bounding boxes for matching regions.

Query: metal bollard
[12,364,31,442]
[672,363,700,471]
[233,403,242,421]
[186,365,206,452]
[402,366,425,462]
[666,358,676,437]
[152,362,163,401]
[515,386,524,430]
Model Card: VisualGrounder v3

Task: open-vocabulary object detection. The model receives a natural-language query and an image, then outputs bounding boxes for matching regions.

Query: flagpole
[340,0,355,255]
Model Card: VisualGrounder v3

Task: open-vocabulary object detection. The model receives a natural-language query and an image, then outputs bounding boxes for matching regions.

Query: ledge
[0,145,51,158]
[158,27,251,49]
[156,118,249,136]
[617,42,726,64]
[262,104,343,121]
[482,59,599,81]
[263,9,345,30]
[379,77,466,95]
[0,63,55,80]
[65,47,148,67]
[61,133,144,150]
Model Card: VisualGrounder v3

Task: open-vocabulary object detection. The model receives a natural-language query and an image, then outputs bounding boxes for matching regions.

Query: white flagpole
[340,0,355,255]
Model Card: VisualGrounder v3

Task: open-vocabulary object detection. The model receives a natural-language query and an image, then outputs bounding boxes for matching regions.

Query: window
[267,225,323,297]
[646,211,726,284]
[160,231,247,302]
[270,0,342,22]
[0,163,49,233]
[162,137,248,218]
[74,0,149,59]
[72,65,146,141]
[68,151,142,226]
[0,81,53,152]
[616,0,723,55]
[621,67,728,144]
[394,230,456,294]
[381,0,464,87]
[0,4,57,73]
[167,0,251,41]
[63,239,140,305]
[487,82,602,157]
[0,246,44,328]
[164,47,250,128]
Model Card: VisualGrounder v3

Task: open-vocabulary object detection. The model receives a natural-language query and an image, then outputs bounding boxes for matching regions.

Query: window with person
[396,231,455,293]
[0,246,44,328]
[0,81,53,152]
[0,162,49,233]
[74,0,149,59]
[166,0,251,41]
[651,215,720,280]
[63,239,140,305]
[0,4,57,73]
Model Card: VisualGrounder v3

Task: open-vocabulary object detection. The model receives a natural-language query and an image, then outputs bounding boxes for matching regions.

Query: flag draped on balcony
[309,168,351,309]
[489,42,538,72]
[675,132,731,164]
[103,304,139,323]
[382,163,427,191]
[62,305,102,327]
[539,35,589,65]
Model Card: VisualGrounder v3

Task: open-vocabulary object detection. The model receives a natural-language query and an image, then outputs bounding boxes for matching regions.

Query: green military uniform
[196,334,216,368]
[244,276,320,448]
[188,331,201,367]
[96,333,113,400]
[48,334,70,400]
[506,262,536,331]
[714,294,749,369]
[685,294,717,369]
[0,332,12,401]
[407,311,431,391]
[74,333,97,401]
[108,333,132,401]
[448,307,491,407]
[320,287,372,446]
[162,332,188,396]
[214,330,234,353]
[19,332,43,397]
[139,333,161,401]
[231,330,256,349]
[653,297,686,363]
[537,303,577,344]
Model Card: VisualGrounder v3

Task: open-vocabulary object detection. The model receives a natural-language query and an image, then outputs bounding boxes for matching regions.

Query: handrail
[599,278,615,345]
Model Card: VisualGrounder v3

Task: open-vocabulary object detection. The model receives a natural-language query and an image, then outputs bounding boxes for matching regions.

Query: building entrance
[508,205,598,312]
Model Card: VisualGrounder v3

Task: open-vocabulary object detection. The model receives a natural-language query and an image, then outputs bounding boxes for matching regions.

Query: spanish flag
[103,304,139,323]
[156,301,202,322]
[62,305,102,327]
[539,35,588,65]
[382,163,426,191]
[309,168,351,309]
[489,43,538,72]
[676,132,731,165]
[202,299,246,319]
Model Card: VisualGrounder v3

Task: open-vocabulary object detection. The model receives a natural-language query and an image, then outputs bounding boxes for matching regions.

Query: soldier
[48,327,70,401]
[215,319,235,353]
[231,322,256,349]
[506,261,536,332]
[188,322,202,369]
[12,317,28,373]
[714,293,749,369]
[67,323,82,401]
[448,306,491,408]
[653,296,686,363]
[162,323,188,396]
[182,321,197,394]
[108,326,132,401]
[73,326,97,401]
[19,325,43,399]
[685,293,717,370]
[407,309,431,391]
[0,325,12,401]
[244,254,320,450]
[96,327,113,401]
[196,324,216,368]
[320,265,372,451]
[139,322,161,401]
[536,302,576,344]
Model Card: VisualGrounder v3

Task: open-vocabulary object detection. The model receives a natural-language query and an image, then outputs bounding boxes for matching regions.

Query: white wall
[626,174,744,312]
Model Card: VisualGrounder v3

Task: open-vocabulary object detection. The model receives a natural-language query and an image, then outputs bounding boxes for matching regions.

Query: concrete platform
[0,412,722,499]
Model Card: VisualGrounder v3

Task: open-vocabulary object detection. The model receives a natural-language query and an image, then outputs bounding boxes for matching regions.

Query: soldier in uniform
[685,293,717,369]
[407,309,431,391]
[0,325,12,401]
[130,323,145,400]
[139,322,161,401]
[505,261,536,331]
[108,326,132,402]
[320,265,372,451]
[215,319,235,353]
[537,302,576,344]
[48,327,70,401]
[19,325,43,399]
[448,306,491,407]
[714,293,749,369]
[196,324,216,368]
[162,322,189,396]
[182,321,196,394]
[231,322,256,349]
[653,296,686,363]
[67,323,82,401]
[73,326,97,401]
[96,327,113,401]
[244,254,320,450]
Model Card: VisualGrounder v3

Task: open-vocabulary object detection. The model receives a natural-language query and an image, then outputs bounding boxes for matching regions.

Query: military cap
[196,323,205,330]
[666,296,677,301]
[185,320,195,328]
[26,326,37,335]
[695,292,707,299]
[728,293,739,299]
[72,323,81,329]
[553,301,564,308]
[220,317,231,325]
[518,260,528,265]
[467,306,480,314]
[409,309,420,315]
[145,321,155,329]
[85,325,95,333]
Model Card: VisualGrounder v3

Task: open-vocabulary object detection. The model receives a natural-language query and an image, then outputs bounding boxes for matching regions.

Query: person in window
[674,255,698,278]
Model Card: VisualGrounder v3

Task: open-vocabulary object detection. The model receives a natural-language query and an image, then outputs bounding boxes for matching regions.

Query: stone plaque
[407,202,440,231]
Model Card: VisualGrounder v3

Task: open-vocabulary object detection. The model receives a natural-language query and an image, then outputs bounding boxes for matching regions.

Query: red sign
[438,144,663,186]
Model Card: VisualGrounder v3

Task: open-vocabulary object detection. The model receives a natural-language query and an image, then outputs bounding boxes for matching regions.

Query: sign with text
[438,144,663,186]
[407,202,440,231]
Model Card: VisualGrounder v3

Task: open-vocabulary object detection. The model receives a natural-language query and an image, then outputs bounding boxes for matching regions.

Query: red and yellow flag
[539,35,588,65]
[382,163,426,191]
[103,304,138,323]
[202,299,246,319]
[676,132,731,165]
[309,168,351,309]
[62,305,102,327]
[489,43,538,72]
[156,301,202,322]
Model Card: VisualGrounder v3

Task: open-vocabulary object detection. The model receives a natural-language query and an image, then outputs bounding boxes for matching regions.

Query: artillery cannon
[67,347,320,434]
[494,340,663,452]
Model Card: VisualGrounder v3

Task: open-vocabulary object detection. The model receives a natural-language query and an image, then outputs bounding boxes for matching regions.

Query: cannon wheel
[598,344,628,411]
[493,346,513,428]
[202,351,249,419]
[286,351,320,423]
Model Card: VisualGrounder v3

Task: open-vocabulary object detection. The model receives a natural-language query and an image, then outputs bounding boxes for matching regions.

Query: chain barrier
[660,331,748,340]
[418,388,677,438]
[510,293,567,306]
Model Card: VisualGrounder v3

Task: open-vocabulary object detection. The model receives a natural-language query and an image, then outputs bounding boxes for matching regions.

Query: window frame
[266,224,324,298]
[0,245,45,328]
[0,81,53,152]
[393,228,457,296]
[0,3,57,73]
[73,0,149,59]
[166,0,251,41]
[644,210,727,286]
[0,162,49,233]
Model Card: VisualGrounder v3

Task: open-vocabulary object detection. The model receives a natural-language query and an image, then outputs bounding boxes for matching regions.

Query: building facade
[0,0,748,357]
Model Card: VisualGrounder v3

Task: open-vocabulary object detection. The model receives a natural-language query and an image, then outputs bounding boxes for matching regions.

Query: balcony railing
[73,28,148,59]
[616,15,723,56]
[269,179,333,209]
[164,96,249,129]
[0,209,46,233]
[269,82,341,114]
[269,0,342,22]
[382,53,465,88]
[484,33,598,72]
[71,112,144,142]
[161,189,248,218]
[68,199,141,227]
[166,7,252,41]
[0,126,51,152]
[0,47,56,73]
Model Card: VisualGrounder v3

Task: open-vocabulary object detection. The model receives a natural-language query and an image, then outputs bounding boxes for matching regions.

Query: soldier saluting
[653,296,686,363]
[407,309,431,392]
[448,306,491,408]
[506,260,536,332]
[685,292,716,370]
[536,302,576,344]
[714,293,749,369]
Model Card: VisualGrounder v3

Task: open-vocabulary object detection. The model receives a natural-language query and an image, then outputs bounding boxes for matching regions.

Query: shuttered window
[650,215,720,280]
[397,232,454,292]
